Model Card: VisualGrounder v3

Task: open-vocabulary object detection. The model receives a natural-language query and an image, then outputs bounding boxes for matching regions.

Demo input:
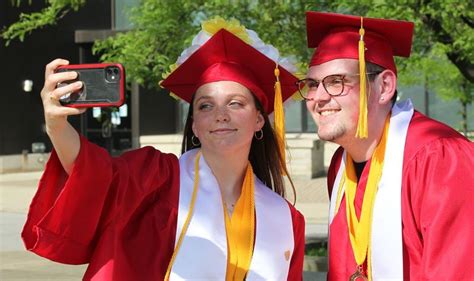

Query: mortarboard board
[306,11,414,74]
[305,11,414,138]
[160,22,298,114]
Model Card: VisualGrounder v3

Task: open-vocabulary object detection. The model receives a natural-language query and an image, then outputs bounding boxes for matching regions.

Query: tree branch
[460,15,474,28]
[1,1,85,46]
[422,13,474,82]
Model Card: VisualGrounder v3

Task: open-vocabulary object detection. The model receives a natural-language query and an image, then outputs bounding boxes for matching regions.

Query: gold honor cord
[338,116,390,280]
[224,163,255,281]
[165,151,202,281]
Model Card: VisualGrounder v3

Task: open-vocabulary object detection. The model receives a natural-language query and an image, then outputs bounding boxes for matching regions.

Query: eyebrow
[306,73,354,80]
[195,96,212,103]
[195,93,249,102]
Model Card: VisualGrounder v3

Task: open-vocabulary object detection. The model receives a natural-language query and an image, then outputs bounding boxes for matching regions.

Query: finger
[49,81,83,101]
[44,71,78,90]
[42,72,79,101]
[44,58,70,80]
[41,71,82,99]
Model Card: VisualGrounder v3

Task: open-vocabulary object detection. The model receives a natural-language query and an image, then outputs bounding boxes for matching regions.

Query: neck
[201,147,250,206]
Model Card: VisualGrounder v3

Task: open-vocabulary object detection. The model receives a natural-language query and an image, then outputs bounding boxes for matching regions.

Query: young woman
[22,18,305,280]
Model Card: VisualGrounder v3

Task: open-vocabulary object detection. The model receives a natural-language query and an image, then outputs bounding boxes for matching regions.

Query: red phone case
[56,63,125,108]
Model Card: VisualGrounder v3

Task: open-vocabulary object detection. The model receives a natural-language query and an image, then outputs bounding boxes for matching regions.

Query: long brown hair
[181,93,295,198]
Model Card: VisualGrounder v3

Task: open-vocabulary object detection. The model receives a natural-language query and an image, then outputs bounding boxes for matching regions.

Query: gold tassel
[274,65,287,175]
[356,17,368,138]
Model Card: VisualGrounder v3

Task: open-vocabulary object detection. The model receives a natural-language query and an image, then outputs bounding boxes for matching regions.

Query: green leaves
[92,0,314,90]
[92,0,202,89]
[3,0,472,116]
[2,0,86,46]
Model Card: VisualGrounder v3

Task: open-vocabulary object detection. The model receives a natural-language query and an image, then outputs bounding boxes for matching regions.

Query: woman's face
[192,81,264,154]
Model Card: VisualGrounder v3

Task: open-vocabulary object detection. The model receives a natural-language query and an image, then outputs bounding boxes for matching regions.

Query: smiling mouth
[319,109,340,116]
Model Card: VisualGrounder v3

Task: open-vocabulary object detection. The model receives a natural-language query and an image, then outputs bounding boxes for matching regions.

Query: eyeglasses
[295,72,382,100]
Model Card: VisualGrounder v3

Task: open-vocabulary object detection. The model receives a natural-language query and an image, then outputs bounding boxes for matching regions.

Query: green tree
[92,0,330,89]
[2,0,85,45]
[399,44,473,134]
[324,0,473,82]
[2,1,320,87]
[4,0,472,82]
[3,0,473,130]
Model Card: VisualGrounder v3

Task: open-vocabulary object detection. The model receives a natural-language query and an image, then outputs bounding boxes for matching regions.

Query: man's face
[305,59,365,144]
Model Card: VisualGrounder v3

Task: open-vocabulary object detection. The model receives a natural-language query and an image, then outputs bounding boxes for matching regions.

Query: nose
[306,83,331,103]
[215,106,230,122]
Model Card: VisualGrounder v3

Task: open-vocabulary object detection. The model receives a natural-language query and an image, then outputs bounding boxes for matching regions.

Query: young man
[299,11,474,280]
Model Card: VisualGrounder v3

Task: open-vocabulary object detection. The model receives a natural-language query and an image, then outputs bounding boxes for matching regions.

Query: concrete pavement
[0,170,329,280]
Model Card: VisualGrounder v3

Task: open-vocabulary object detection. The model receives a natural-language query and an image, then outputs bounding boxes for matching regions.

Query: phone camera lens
[105,66,120,83]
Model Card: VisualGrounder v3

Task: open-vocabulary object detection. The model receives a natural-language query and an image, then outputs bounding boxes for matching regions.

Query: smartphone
[55,63,125,107]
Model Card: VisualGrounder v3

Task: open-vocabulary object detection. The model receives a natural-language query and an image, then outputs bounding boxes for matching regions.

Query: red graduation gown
[326,111,474,280]
[22,136,305,280]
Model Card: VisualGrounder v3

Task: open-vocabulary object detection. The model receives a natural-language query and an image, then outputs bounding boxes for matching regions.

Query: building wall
[0,1,112,155]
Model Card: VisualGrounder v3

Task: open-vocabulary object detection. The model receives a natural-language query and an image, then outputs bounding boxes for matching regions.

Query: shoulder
[254,178,304,223]
[285,201,305,246]
[402,112,474,193]
[286,201,305,225]
[116,147,180,185]
[404,111,472,164]
[119,146,179,170]
[254,178,288,205]
[121,146,179,163]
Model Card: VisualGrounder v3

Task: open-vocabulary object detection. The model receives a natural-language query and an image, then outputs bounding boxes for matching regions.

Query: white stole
[170,149,294,280]
[329,99,414,280]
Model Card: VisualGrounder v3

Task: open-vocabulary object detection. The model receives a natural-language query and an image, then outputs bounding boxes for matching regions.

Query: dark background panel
[0,1,112,155]
[139,87,178,135]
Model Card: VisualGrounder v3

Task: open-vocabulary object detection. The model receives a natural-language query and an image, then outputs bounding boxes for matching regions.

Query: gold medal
[349,266,368,281]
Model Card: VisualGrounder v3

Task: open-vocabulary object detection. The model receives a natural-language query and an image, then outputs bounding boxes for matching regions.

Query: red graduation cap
[306,11,414,75]
[161,25,299,169]
[160,29,298,114]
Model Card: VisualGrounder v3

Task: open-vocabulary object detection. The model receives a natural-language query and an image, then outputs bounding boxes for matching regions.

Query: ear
[377,69,397,105]
[191,118,199,138]
[256,111,265,131]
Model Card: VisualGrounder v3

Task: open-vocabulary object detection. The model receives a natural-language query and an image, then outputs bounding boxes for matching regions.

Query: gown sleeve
[287,203,306,281]
[21,135,178,264]
[402,137,474,280]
